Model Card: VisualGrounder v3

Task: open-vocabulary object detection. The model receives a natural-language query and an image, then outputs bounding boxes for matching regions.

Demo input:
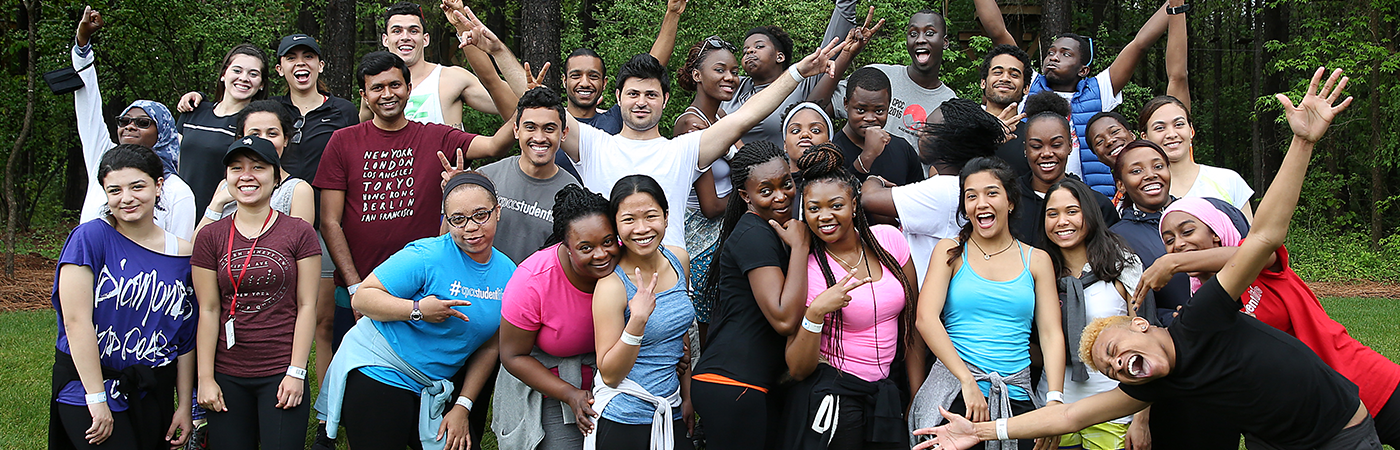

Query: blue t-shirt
[602,248,695,424]
[362,234,512,392]
[52,220,197,411]
[943,243,1035,401]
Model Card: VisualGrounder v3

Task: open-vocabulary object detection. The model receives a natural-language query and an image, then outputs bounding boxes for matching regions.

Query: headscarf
[783,102,833,137]
[121,100,179,176]
[1160,196,1252,292]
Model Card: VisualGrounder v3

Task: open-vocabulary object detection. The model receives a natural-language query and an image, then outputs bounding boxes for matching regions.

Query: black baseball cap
[223,135,281,169]
[277,34,322,57]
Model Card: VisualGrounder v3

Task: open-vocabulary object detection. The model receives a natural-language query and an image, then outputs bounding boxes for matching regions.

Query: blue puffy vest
[1026,73,1117,197]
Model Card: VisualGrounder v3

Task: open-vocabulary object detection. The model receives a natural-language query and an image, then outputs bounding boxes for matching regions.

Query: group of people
[48,0,1399,450]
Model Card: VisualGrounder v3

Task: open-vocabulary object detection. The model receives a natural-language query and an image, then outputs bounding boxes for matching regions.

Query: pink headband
[1160,197,1242,248]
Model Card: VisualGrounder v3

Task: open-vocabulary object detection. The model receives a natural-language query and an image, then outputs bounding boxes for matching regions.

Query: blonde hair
[1080,315,1134,372]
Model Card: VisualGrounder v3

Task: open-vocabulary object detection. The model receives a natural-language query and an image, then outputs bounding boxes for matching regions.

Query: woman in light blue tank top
[592,175,696,450]
[909,157,1066,450]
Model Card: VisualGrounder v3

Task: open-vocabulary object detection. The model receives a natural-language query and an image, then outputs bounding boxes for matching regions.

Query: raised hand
[75,6,104,47]
[523,62,551,91]
[793,37,850,79]
[626,267,660,320]
[768,218,811,252]
[844,7,886,56]
[446,5,506,55]
[439,147,467,190]
[911,407,982,450]
[1133,257,1175,311]
[810,271,870,317]
[666,0,687,15]
[1276,67,1352,144]
[419,295,473,322]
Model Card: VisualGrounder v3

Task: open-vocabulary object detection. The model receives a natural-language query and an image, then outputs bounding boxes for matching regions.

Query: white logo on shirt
[1244,285,1262,316]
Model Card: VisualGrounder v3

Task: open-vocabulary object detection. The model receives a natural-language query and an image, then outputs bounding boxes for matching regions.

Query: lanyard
[225,210,276,318]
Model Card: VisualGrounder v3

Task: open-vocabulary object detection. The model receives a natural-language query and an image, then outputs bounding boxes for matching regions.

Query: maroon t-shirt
[192,214,321,378]
[313,121,476,285]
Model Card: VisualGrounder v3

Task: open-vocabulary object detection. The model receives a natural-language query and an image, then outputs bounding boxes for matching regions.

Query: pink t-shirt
[805,225,911,382]
[501,244,595,357]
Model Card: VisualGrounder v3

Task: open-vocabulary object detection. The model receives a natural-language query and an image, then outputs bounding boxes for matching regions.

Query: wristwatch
[410,299,423,321]
[1167,3,1191,14]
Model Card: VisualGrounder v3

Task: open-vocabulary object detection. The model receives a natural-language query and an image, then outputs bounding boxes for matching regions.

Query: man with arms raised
[912,68,1381,450]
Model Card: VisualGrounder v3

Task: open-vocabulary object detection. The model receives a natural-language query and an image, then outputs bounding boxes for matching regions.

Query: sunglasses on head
[116,116,155,129]
[445,208,494,228]
[704,36,736,53]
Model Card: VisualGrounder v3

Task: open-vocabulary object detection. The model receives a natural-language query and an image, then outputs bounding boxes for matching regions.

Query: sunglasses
[445,208,495,228]
[704,36,736,53]
[116,116,155,129]
[291,117,305,144]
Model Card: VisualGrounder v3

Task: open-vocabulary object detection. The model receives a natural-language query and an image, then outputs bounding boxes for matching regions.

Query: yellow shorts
[1058,422,1128,450]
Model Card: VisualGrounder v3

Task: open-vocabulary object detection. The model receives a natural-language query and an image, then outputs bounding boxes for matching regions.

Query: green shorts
[1058,421,1128,450]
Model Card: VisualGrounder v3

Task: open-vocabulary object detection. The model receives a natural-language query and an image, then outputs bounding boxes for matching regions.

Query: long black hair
[796,143,917,370]
[541,183,612,250]
[1040,178,1133,281]
[701,140,790,306]
[919,97,1006,166]
[946,156,1020,265]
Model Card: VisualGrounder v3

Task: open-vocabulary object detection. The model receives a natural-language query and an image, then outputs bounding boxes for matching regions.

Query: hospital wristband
[995,418,1009,440]
[801,317,823,334]
[204,208,222,221]
[620,331,644,346]
[85,392,107,405]
[286,366,307,380]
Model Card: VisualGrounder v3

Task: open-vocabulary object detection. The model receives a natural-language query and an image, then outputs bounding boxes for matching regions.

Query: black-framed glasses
[704,36,736,53]
[115,116,155,129]
[291,117,305,144]
[445,208,494,228]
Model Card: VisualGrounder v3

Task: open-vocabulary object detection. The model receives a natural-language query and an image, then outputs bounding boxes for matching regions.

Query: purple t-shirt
[52,220,197,411]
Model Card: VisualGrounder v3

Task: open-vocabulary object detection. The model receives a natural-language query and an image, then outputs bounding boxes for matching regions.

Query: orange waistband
[692,373,769,394]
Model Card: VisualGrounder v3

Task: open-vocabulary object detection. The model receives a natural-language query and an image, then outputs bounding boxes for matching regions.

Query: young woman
[909,156,1066,450]
[1039,177,1148,450]
[493,184,621,450]
[191,136,321,449]
[783,102,833,163]
[1107,140,1191,325]
[71,7,196,241]
[1011,92,1118,245]
[674,35,740,335]
[1138,95,1254,220]
[49,144,197,449]
[1145,197,1400,445]
[315,172,511,449]
[691,140,809,450]
[781,144,919,450]
[591,175,696,450]
[178,43,270,214]
[194,101,314,232]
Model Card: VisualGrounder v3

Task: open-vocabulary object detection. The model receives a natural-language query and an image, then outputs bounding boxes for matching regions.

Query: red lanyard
[226,210,276,318]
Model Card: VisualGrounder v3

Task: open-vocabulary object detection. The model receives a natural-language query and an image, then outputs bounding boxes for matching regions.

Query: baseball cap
[223,135,281,169]
[277,34,322,58]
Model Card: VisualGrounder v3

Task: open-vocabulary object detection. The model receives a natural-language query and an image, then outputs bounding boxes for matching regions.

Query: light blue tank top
[943,242,1036,401]
[602,247,695,424]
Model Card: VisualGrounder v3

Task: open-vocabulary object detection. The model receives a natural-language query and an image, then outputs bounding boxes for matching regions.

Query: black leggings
[205,373,310,450]
[944,393,1036,450]
[467,364,497,450]
[342,369,424,450]
[55,403,140,450]
[595,417,694,450]
[1374,381,1400,447]
[691,380,779,450]
[827,397,905,450]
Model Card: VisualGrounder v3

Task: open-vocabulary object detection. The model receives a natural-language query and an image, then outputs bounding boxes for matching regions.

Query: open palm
[912,408,982,450]
[1276,67,1352,143]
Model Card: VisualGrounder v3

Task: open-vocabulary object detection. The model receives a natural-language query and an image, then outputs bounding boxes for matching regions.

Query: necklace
[829,245,866,273]
[969,237,1015,260]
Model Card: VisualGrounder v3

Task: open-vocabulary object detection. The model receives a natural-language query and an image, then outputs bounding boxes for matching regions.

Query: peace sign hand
[627,268,661,321]
[439,147,467,190]
[843,7,886,56]
[444,4,505,54]
[793,37,850,79]
[810,271,870,317]
[524,62,551,91]
[1277,67,1352,144]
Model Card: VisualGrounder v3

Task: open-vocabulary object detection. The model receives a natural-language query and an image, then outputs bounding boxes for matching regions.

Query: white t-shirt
[1038,253,1142,424]
[891,175,964,285]
[1185,164,1254,211]
[573,124,705,248]
[1021,70,1122,179]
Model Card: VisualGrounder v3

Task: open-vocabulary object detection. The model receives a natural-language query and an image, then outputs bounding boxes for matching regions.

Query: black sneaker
[183,421,208,450]
[311,423,336,450]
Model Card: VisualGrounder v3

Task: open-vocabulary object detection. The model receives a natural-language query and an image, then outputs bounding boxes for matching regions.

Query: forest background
[0,0,1396,282]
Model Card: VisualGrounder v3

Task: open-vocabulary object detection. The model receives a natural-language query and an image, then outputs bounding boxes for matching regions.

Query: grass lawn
[4,297,1396,449]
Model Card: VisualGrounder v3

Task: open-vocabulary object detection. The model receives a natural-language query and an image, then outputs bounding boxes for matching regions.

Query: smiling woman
[179,43,271,215]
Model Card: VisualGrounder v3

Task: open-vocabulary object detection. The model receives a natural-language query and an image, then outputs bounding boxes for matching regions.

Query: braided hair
[946,157,1020,265]
[919,97,1006,167]
[541,184,612,250]
[678,36,736,93]
[701,140,791,306]
[795,143,918,370]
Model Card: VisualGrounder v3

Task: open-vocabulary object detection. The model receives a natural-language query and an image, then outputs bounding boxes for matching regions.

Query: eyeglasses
[704,36,736,53]
[115,116,155,129]
[291,117,305,144]
[445,208,494,228]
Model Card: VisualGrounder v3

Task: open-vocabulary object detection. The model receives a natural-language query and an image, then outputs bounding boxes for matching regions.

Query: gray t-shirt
[832,64,959,149]
[477,156,581,264]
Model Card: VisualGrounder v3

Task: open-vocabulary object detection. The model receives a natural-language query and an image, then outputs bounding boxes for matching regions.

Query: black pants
[205,373,310,450]
[595,417,694,450]
[1246,415,1382,450]
[827,397,905,450]
[692,380,779,450]
[945,393,1036,450]
[1372,382,1400,447]
[467,364,496,450]
[342,369,424,449]
[55,404,140,450]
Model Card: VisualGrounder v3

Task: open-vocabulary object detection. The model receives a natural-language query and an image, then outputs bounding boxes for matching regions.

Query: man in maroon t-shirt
[314,50,514,323]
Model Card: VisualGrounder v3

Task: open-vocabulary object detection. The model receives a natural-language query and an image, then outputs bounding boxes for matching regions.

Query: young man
[831,9,959,149]
[976,0,1177,197]
[361,1,517,129]
[835,66,923,187]
[477,86,580,264]
[911,68,1375,450]
[979,44,1035,177]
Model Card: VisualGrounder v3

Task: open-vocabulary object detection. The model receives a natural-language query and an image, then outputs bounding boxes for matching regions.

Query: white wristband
[204,208,222,221]
[287,366,307,380]
[787,65,804,83]
[455,396,474,411]
[85,392,107,405]
[347,283,361,296]
[1046,390,1064,403]
[801,317,823,334]
[620,331,644,346]
[995,418,1009,440]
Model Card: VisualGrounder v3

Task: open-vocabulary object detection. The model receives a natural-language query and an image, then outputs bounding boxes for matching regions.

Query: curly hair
[746,26,794,69]
[542,183,612,250]
[1024,90,1071,135]
[919,97,1005,167]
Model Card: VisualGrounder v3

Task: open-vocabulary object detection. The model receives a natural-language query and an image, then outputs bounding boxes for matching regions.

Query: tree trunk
[7,0,39,278]
[1257,2,1287,189]
[1370,6,1392,249]
[298,0,323,39]
[1042,0,1072,47]
[1249,0,1263,186]
[521,0,562,89]
[581,0,598,44]
[324,0,357,99]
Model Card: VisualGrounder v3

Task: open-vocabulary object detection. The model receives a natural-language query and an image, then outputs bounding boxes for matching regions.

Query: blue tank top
[943,241,1036,400]
[603,247,695,424]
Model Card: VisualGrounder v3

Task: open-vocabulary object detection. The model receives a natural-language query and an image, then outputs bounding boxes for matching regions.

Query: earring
[777,55,785,62]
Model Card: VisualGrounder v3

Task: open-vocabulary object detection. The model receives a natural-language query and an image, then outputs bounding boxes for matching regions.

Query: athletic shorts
[318,231,335,279]
[1059,421,1128,450]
